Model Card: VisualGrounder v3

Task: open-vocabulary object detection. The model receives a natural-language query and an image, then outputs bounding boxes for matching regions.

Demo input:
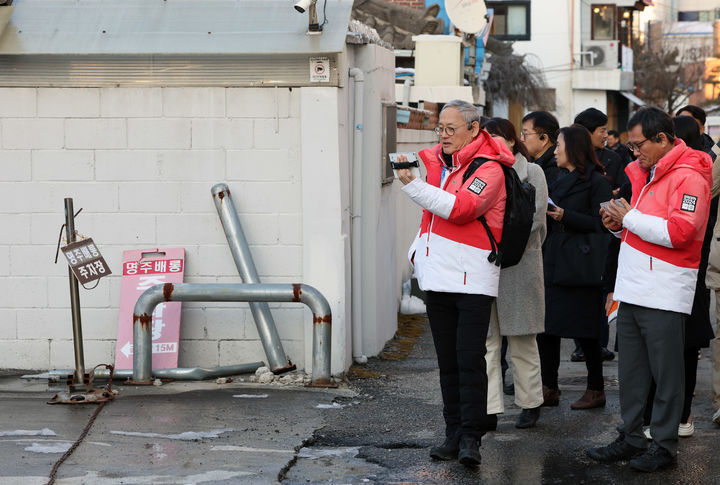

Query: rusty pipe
[133,283,333,386]
[211,183,292,374]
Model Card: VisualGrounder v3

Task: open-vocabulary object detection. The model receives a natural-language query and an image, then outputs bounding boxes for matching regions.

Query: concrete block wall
[0,86,307,371]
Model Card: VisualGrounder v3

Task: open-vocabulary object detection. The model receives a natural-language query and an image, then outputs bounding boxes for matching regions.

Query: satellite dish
[445,0,488,34]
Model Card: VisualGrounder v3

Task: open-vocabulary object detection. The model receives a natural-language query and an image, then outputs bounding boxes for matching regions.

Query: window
[487,1,531,41]
[678,10,720,22]
[592,4,616,40]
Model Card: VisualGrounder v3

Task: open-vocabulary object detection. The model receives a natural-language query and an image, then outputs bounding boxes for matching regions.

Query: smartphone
[547,203,556,211]
[389,152,421,179]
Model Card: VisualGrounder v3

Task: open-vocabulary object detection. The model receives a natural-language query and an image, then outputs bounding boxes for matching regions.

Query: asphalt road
[0,313,718,484]
[284,314,720,485]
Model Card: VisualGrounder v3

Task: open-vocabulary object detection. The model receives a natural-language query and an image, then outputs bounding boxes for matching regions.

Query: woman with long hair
[538,124,613,410]
[482,117,548,429]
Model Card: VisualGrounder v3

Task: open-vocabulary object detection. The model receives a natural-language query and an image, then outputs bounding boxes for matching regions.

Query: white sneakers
[713,407,720,425]
[678,419,694,437]
[642,418,694,440]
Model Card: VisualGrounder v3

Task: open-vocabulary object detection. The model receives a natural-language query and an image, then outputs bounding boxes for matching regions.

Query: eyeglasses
[521,131,542,139]
[626,138,650,153]
[434,125,458,136]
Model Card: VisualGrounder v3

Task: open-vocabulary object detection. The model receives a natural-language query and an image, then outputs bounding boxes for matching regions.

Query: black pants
[537,334,604,391]
[426,291,493,441]
[644,346,700,425]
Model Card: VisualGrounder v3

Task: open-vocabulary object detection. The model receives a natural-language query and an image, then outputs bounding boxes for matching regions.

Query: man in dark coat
[574,108,626,192]
[676,104,720,162]
[521,111,560,185]
[607,130,633,167]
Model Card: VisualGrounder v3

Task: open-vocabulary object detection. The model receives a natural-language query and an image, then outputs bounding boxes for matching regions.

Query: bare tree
[483,37,553,112]
[633,39,706,113]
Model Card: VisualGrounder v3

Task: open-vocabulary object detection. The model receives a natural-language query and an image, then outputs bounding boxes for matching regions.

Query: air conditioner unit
[581,40,620,69]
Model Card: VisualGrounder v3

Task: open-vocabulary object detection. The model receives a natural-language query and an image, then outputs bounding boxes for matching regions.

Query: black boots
[429,436,459,461]
[431,434,481,467]
[515,407,541,429]
[458,435,481,467]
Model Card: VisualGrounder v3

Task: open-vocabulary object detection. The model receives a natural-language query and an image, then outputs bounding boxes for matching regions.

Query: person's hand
[605,292,615,315]
[397,169,415,185]
[395,154,415,185]
[547,205,564,221]
[600,208,622,231]
[605,198,631,225]
[612,188,620,197]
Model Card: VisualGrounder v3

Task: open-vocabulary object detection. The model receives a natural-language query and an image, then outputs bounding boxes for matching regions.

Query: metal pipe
[89,362,264,381]
[402,77,412,107]
[64,198,86,386]
[211,183,294,374]
[348,67,368,364]
[133,283,333,386]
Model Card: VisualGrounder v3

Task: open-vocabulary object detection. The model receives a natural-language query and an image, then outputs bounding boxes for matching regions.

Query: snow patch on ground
[23,442,72,453]
[315,402,345,409]
[232,394,269,399]
[210,445,294,453]
[297,447,360,459]
[0,428,56,437]
[110,428,233,441]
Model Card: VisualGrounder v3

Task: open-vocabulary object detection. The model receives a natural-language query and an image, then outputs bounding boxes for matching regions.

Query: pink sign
[114,248,185,370]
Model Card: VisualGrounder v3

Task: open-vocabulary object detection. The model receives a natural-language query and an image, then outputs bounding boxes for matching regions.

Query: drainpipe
[349,67,368,364]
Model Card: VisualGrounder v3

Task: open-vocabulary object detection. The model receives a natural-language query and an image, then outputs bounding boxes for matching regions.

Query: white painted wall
[0,43,401,375]
[0,86,310,372]
[344,44,401,359]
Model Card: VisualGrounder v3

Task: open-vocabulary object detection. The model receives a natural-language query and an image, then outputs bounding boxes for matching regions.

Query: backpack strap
[462,157,502,267]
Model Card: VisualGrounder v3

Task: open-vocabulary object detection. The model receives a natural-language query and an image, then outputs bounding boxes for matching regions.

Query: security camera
[294,0,313,14]
[293,0,322,35]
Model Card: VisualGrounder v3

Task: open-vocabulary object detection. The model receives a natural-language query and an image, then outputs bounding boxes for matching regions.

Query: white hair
[440,99,481,125]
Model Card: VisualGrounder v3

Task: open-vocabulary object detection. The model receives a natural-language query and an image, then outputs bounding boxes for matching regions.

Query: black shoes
[570,348,585,362]
[429,436,459,461]
[458,435,481,467]
[503,381,515,395]
[586,434,645,463]
[486,414,498,431]
[515,407,540,429]
[629,442,676,472]
[601,347,615,361]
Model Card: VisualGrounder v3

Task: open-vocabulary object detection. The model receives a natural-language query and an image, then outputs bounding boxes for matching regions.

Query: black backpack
[461,157,536,268]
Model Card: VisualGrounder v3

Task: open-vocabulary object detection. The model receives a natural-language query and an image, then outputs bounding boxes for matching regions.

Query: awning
[620,91,645,106]
[642,0,654,5]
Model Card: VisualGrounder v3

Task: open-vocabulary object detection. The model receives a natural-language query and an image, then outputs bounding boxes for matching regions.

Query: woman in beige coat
[482,118,548,429]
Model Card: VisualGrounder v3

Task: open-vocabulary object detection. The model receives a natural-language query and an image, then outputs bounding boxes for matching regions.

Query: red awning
[642,0,654,5]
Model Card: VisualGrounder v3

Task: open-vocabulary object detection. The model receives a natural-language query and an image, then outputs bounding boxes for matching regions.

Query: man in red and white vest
[397,99,515,468]
[588,107,712,472]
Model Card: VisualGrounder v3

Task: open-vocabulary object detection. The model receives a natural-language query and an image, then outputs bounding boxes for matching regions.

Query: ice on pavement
[0,428,56,436]
[110,428,233,441]
[24,442,72,453]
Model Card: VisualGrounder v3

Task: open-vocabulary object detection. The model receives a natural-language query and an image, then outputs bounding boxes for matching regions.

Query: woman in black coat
[538,124,613,410]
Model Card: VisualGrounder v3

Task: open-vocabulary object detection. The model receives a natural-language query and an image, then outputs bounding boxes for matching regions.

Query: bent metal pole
[64,198,86,387]
[132,283,333,387]
[211,183,293,373]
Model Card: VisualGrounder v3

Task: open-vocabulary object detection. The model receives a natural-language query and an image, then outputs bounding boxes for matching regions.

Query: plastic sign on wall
[114,248,185,370]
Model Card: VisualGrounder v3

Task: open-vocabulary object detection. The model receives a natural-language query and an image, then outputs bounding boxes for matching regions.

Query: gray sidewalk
[1,314,719,484]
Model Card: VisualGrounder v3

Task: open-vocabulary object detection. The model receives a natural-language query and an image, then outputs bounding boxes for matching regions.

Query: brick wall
[0,87,306,371]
